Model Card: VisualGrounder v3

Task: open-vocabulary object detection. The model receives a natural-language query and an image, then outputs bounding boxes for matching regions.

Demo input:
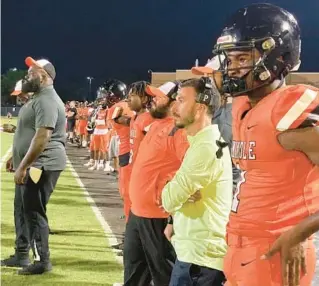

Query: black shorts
[67,120,75,132]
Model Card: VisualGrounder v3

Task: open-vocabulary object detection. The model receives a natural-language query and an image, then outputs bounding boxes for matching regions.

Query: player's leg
[84,138,95,167]
[97,135,107,170]
[120,164,132,223]
[89,136,100,170]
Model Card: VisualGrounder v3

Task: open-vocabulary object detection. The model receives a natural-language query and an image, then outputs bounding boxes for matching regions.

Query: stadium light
[86,77,94,101]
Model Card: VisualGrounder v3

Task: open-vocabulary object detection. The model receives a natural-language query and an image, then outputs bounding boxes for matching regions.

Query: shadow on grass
[52,256,121,272]
[49,197,123,209]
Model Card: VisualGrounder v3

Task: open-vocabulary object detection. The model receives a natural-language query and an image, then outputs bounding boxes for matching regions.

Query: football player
[194,3,319,286]
[106,80,134,222]
[87,80,127,171]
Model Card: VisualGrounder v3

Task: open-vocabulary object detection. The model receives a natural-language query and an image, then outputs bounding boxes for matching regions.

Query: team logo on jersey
[231,141,256,160]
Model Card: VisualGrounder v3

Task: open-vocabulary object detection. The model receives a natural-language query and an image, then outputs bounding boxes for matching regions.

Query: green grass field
[1,117,123,285]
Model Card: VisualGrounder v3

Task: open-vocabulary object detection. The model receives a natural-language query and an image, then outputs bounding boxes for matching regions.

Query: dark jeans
[22,169,61,262]
[124,212,176,286]
[14,184,30,254]
[169,259,226,286]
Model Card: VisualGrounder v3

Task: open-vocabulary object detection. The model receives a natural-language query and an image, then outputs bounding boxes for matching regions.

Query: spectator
[161,78,232,285]
[9,56,66,275]
[124,81,189,286]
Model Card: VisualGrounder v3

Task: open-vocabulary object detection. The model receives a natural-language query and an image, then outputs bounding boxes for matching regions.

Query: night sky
[2,0,319,100]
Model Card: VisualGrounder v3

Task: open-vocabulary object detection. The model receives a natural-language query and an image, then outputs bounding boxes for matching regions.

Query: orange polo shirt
[107,101,134,156]
[129,117,189,218]
[129,112,155,165]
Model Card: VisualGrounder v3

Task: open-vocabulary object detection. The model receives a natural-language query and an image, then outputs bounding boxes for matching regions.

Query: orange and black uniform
[107,101,134,221]
[77,107,89,135]
[224,85,319,286]
[124,117,189,286]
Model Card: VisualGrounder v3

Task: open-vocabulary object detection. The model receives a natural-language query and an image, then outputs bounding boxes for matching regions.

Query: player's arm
[272,87,319,165]
[161,144,213,213]
[278,126,319,165]
[114,116,131,126]
[109,105,131,126]
[263,211,319,261]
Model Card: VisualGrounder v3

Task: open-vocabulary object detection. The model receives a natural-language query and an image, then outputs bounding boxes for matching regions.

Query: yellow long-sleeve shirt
[161,125,233,271]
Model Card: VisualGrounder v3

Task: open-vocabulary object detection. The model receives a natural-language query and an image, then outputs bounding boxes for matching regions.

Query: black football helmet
[213,3,301,96]
[96,79,127,107]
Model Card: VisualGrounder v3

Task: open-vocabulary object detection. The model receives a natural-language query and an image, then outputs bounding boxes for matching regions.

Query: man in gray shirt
[2,57,66,275]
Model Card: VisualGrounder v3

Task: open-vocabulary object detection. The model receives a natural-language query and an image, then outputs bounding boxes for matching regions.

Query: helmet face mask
[213,3,301,97]
[96,79,127,108]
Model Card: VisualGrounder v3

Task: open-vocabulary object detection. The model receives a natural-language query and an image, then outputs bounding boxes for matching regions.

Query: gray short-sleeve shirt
[213,103,241,189]
[12,85,67,171]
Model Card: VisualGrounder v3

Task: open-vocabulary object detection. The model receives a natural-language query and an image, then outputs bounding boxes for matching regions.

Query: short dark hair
[180,78,221,116]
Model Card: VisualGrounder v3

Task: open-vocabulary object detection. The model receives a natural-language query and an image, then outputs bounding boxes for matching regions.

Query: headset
[195,77,228,159]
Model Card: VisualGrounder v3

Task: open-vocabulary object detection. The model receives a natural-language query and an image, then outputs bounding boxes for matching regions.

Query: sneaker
[113,284,123,286]
[1,253,30,268]
[104,165,114,173]
[84,161,94,167]
[18,261,52,275]
[97,163,104,171]
[88,164,97,171]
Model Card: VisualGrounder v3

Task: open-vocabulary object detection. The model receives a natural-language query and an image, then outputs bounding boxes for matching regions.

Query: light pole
[147,69,153,83]
[86,76,94,101]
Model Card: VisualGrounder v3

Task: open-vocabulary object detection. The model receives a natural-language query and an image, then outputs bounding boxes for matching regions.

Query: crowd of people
[2,3,319,286]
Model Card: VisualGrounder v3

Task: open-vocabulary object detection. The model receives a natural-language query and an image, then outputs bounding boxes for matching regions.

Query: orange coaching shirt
[229,84,319,238]
[129,117,189,218]
[107,101,134,156]
[129,112,155,165]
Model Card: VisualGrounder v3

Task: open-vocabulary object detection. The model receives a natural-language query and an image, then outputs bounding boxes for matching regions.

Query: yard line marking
[66,158,123,265]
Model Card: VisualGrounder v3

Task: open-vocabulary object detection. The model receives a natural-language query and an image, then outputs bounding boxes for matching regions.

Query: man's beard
[173,107,196,129]
[21,77,41,93]
[175,115,195,129]
[150,102,170,119]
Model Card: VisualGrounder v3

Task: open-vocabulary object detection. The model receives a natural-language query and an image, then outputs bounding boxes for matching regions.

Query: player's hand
[164,224,174,241]
[187,190,202,203]
[14,166,27,185]
[6,157,13,173]
[262,231,306,286]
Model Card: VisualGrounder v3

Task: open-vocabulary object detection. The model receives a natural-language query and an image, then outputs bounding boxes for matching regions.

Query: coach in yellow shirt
[162,78,233,285]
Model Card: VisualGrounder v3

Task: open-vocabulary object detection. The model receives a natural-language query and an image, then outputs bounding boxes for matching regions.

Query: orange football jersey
[129,112,156,165]
[107,101,134,156]
[229,84,319,238]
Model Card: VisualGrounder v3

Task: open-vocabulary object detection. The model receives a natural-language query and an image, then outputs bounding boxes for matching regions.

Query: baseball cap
[25,56,56,80]
[191,55,225,76]
[146,81,180,100]
[11,80,22,96]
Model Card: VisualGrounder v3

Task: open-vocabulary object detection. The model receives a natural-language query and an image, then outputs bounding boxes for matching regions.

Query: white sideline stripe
[0,147,13,169]
[66,158,123,265]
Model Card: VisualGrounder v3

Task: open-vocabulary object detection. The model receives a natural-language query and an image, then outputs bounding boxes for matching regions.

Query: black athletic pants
[124,211,176,286]
[14,184,30,254]
[22,169,61,262]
